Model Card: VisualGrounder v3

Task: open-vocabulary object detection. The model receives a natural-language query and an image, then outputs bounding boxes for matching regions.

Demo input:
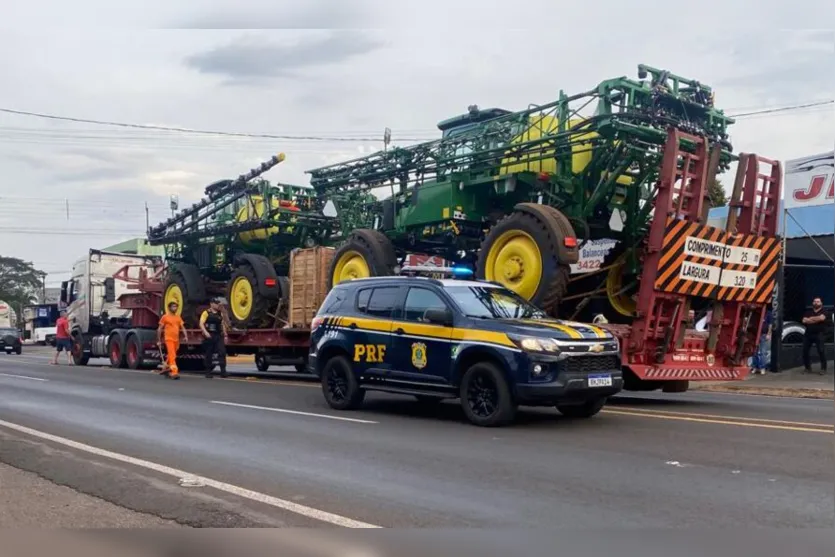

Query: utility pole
[145,202,150,232]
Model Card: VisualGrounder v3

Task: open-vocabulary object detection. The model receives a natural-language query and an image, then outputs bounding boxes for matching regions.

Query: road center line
[602,409,833,433]
[611,406,833,428]
[210,400,378,424]
[0,372,49,382]
[0,418,380,528]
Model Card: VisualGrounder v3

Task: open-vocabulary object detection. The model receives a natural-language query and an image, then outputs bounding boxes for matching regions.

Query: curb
[690,384,834,399]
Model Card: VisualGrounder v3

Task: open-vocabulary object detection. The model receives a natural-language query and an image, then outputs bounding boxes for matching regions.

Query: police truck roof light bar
[451,266,474,279]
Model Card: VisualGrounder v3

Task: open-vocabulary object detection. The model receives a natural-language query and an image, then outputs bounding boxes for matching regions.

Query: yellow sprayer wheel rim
[606,253,637,317]
[484,229,543,301]
[230,276,254,321]
[332,250,371,285]
[164,283,184,316]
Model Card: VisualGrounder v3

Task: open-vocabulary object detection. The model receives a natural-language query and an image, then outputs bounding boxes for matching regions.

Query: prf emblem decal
[411,342,428,369]
[589,343,604,353]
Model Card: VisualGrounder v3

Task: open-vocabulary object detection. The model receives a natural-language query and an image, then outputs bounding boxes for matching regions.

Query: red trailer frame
[602,129,781,390]
[112,264,310,371]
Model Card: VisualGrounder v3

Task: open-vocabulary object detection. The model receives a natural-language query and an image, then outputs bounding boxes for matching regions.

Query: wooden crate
[288,246,335,328]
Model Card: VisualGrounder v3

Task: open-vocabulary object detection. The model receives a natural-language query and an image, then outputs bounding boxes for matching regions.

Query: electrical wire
[1,99,831,145]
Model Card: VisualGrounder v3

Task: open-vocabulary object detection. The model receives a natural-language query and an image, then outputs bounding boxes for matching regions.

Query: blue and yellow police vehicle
[308,269,623,426]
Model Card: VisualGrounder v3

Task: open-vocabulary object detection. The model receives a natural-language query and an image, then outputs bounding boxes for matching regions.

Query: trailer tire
[108,335,127,368]
[255,354,270,372]
[476,209,571,316]
[125,335,146,370]
[328,229,397,289]
[227,264,275,328]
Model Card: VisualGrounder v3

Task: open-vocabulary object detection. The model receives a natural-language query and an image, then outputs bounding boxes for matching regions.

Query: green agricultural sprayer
[146,154,340,327]
[307,64,736,320]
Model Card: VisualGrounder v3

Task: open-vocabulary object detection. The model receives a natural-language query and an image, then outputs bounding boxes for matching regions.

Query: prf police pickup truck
[309,275,623,426]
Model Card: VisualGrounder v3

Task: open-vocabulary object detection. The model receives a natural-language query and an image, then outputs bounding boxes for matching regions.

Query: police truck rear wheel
[460,362,516,427]
[477,210,571,317]
[321,355,365,410]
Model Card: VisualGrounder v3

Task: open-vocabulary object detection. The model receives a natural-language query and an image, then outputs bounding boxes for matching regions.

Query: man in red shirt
[51,310,73,365]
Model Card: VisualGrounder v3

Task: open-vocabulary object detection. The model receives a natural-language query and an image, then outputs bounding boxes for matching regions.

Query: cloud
[176,0,377,29]
[183,31,384,85]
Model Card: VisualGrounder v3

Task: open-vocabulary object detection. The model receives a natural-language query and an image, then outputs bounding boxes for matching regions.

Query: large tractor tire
[328,229,397,289]
[476,207,573,316]
[163,269,203,327]
[227,264,287,328]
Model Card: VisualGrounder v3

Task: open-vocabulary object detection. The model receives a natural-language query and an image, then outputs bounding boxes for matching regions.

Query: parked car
[1,327,23,355]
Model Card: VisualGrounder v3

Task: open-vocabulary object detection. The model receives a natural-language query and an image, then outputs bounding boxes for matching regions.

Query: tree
[708,179,728,208]
[0,256,46,311]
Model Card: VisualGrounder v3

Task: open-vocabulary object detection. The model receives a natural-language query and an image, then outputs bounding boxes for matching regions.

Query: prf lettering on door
[353,344,386,363]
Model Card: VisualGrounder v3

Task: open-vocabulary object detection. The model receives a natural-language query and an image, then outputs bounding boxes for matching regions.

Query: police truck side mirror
[104,277,116,303]
[424,308,453,327]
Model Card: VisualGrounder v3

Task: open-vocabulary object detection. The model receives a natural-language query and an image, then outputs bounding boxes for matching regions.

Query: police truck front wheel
[321,355,365,410]
[459,362,516,427]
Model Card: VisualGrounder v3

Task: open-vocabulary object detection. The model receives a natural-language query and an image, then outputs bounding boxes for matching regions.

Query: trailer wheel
[164,271,201,327]
[255,354,269,372]
[328,229,397,288]
[476,210,571,316]
[125,335,145,370]
[227,264,276,328]
[108,335,127,368]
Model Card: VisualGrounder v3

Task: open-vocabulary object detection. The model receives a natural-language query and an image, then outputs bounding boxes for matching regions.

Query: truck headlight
[510,335,560,353]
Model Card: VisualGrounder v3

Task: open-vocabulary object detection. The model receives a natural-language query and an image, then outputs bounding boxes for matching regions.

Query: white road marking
[0,372,48,382]
[0,418,381,528]
[210,400,379,424]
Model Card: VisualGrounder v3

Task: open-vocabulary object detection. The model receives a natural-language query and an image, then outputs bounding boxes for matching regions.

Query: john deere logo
[411,342,427,369]
[589,343,605,353]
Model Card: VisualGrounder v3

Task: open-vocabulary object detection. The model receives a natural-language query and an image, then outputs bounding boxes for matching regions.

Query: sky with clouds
[0,0,833,288]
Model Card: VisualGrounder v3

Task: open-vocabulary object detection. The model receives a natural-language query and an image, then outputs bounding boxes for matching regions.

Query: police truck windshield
[446,286,547,320]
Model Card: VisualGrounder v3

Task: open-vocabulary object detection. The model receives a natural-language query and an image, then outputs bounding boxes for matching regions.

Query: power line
[0,107,427,142]
[1,99,830,146]
[731,99,833,118]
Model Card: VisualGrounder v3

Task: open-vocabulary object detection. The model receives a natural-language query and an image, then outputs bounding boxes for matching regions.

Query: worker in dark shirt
[802,297,831,375]
[200,298,228,378]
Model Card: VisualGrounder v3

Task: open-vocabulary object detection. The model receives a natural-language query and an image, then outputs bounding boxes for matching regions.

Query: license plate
[587,374,612,387]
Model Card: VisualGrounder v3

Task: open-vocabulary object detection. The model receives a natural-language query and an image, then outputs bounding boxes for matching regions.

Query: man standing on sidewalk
[751,307,773,375]
[157,301,188,380]
[50,310,73,366]
[802,297,831,375]
[199,298,228,379]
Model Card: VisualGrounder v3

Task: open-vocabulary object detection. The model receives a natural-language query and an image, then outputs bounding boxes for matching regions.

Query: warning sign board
[654,218,780,304]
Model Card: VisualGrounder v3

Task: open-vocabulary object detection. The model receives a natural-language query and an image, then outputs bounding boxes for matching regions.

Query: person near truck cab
[158,301,187,380]
[200,298,228,379]
[751,307,772,375]
[51,310,73,365]
[802,297,831,375]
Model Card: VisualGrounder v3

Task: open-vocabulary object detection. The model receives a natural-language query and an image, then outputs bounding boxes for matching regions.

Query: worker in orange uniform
[157,301,188,380]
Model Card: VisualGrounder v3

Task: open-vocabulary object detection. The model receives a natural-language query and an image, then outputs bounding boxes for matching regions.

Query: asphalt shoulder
[0,461,181,528]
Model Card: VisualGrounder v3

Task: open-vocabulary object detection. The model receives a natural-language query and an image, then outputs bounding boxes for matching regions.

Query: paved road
[0,349,832,528]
